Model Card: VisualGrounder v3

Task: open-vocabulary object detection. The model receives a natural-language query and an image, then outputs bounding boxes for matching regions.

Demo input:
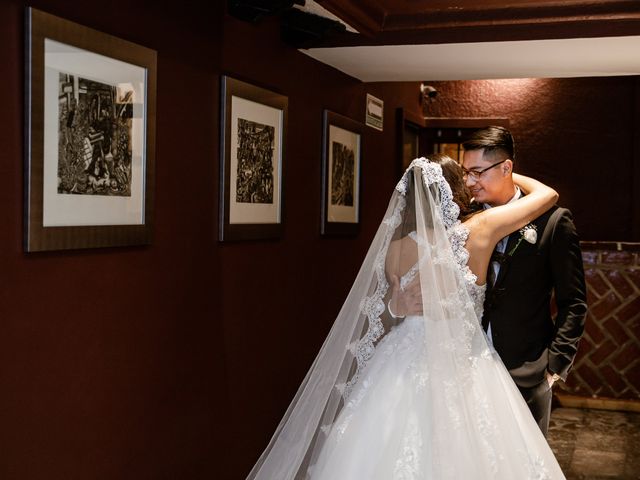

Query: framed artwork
[24,8,157,252]
[321,110,363,236]
[219,76,287,241]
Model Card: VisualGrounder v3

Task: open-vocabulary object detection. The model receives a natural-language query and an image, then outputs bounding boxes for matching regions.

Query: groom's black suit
[482,205,587,435]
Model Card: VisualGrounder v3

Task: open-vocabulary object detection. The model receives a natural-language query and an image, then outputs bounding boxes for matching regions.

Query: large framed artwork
[219,76,287,241]
[321,110,363,236]
[25,8,157,251]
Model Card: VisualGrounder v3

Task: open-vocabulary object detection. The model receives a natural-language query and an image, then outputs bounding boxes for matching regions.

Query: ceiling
[302,35,640,81]
[297,0,640,81]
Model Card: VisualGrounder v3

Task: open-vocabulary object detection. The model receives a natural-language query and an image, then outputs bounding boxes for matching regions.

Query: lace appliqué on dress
[393,418,423,480]
[396,159,460,230]
[448,223,486,319]
[518,450,552,480]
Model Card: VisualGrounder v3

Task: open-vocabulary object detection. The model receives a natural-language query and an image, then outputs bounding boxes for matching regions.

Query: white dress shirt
[483,187,522,347]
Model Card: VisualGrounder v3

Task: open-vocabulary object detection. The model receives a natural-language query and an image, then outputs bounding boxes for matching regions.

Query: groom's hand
[389,275,423,316]
[545,371,560,388]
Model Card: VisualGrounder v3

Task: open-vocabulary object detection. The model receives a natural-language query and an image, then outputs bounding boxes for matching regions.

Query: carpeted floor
[547,408,640,480]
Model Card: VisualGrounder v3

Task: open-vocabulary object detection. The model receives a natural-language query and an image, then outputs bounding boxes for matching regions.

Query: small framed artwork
[365,93,383,131]
[25,8,157,252]
[321,110,363,236]
[219,76,287,241]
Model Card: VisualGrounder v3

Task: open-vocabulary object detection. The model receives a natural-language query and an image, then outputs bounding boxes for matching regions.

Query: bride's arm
[476,173,558,246]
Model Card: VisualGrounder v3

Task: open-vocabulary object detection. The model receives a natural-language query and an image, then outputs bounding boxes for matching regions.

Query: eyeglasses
[462,159,508,181]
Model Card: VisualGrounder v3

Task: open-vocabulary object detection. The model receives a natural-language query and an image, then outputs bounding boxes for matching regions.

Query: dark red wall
[0,3,414,479]
[1,1,232,479]
[422,78,639,241]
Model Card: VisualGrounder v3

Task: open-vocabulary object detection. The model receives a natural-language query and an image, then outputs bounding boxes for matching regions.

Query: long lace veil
[246,158,493,479]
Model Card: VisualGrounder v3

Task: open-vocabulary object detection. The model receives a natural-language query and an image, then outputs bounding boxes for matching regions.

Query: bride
[246,155,565,479]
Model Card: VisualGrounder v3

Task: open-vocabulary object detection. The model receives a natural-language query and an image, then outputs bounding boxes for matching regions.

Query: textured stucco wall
[424,78,636,241]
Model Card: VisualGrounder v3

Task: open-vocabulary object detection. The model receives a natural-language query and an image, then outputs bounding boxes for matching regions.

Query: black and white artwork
[330,141,354,207]
[25,8,156,251]
[57,73,133,197]
[226,92,283,230]
[235,118,275,204]
[321,111,362,235]
[220,77,286,241]
[41,38,148,229]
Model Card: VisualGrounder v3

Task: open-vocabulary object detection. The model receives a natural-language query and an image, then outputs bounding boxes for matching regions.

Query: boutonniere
[507,224,537,256]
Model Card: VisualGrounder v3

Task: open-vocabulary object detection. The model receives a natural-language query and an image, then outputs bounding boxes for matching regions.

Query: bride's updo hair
[427,153,478,221]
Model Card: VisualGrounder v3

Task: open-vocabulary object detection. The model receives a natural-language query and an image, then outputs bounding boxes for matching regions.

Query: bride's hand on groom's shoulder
[389,275,423,317]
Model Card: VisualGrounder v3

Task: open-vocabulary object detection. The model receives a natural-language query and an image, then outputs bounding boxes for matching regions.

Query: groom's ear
[502,159,514,176]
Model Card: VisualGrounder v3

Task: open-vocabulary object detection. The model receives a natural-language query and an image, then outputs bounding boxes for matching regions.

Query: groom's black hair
[462,125,515,162]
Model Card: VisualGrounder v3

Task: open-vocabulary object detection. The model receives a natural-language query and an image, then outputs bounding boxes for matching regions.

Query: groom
[461,126,587,436]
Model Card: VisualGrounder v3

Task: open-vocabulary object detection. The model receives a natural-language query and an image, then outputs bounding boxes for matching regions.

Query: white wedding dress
[246,159,565,480]
[308,224,565,480]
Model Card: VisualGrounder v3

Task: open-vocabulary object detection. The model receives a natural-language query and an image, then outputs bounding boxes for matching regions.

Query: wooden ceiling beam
[308,0,640,47]
[316,0,387,36]
[384,1,640,31]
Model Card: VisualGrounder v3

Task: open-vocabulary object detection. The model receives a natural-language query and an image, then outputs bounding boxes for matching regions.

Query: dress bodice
[401,224,486,319]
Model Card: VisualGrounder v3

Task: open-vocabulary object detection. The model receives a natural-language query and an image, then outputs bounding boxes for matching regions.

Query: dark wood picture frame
[219,76,287,241]
[321,110,363,236]
[24,8,157,252]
